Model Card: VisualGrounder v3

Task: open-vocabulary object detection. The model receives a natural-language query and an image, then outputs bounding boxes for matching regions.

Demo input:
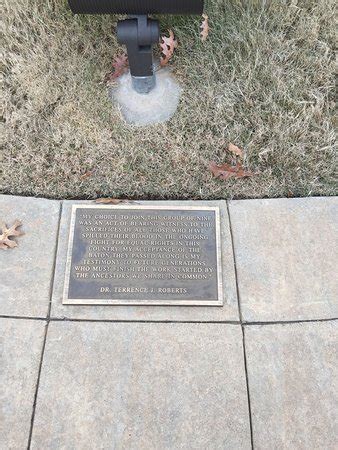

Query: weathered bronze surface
[63,205,223,306]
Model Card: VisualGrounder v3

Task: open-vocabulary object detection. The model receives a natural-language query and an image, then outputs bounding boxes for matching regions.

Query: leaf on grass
[160,30,178,67]
[104,53,129,82]
[94,198,131,205]
[200,14,209,42]
[80,170,93,180]
[209,161,254,181]
[228,143,244,159]
[0,220,24,250]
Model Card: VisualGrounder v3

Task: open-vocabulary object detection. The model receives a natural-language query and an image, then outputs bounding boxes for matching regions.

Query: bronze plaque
[63,205,223,306]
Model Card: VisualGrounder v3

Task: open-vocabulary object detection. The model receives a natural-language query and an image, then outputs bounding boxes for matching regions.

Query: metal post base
[111,67,181,126]
[117,15,159,94]
[132,75,156,94]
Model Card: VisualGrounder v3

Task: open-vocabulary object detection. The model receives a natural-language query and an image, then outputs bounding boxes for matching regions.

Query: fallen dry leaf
[0,220,24,250]
[209,161,254,181]
[94,198,131,205]
[200,14,209,42]
[104,53,129,82]
[228,143,244,159]
[160,30,178,67]
[80,170,94,180]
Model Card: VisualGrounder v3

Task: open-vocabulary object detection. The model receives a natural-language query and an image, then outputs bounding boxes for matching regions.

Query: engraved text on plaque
[63,205,223,306]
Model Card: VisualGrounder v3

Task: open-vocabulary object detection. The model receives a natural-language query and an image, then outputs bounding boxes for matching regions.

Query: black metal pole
[117,15,159,93]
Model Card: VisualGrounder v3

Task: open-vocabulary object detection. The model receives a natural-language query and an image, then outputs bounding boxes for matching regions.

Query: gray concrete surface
[229,197,338,321]
[31,322,251,449]
[0,195,337,449]
[0,195,60,317]
[245,321,338,450]
[0,318,46,449]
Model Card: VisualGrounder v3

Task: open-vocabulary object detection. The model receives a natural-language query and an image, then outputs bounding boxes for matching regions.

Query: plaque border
[63,205,223,306]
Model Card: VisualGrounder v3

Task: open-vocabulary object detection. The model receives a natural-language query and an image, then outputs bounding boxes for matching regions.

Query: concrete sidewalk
[0,195,337,449]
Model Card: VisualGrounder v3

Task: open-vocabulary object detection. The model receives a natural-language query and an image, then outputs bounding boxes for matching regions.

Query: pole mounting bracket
[117,15,159,94]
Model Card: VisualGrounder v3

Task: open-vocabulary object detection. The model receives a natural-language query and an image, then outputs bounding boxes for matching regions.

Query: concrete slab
[245,321,338,450]
[31,322,251,449]
[0,195,60,317]
[51,200,239,321]
[0,318,45,449]
[229,197,338,321]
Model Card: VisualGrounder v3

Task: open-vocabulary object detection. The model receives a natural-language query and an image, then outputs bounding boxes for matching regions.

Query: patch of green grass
[2,0,336,199]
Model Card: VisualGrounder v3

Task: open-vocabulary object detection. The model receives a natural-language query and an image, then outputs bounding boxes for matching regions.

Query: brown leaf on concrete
[160,30,178,67]
[200,14,209,42]
[209,161,254,181]
[94,198,130,204]
[228,143,244,159]
[104,53,129,82]
[0,220,24,250]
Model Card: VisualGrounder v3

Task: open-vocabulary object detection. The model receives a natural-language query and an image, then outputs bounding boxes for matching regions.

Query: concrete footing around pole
[111,67,182,126]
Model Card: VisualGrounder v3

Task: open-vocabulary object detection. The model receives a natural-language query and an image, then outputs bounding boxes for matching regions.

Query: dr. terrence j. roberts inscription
[63,205,223,306]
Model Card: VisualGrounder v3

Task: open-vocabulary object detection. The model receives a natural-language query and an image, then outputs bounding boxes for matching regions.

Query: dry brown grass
[2,0,336,199]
